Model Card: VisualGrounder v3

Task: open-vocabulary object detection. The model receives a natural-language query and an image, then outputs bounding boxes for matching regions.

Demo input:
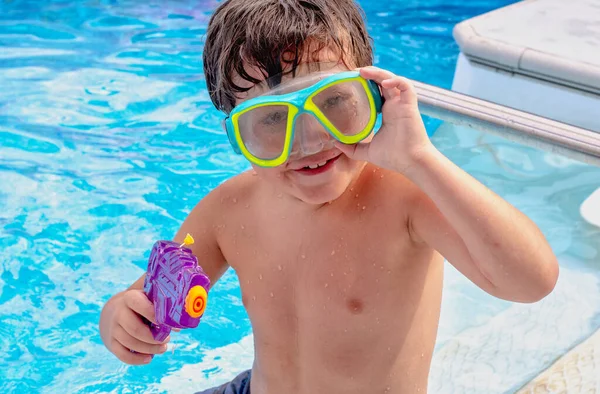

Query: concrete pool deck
[517,328,600,393]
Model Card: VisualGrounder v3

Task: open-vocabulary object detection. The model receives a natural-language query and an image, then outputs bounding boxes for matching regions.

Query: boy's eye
[261,110,287,125]
[322,92,349,108]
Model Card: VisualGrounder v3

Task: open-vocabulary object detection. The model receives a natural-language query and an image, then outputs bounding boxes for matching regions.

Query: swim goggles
[223,70,383,167]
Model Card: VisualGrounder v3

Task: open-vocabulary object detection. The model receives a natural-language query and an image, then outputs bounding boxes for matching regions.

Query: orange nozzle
[185,285,208,318]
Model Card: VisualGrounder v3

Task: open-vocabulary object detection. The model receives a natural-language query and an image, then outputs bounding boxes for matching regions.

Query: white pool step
[581,187,600,228]
[452,0,600,132]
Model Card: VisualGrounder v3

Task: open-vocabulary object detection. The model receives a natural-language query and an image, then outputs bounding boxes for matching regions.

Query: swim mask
[223,70,383,167]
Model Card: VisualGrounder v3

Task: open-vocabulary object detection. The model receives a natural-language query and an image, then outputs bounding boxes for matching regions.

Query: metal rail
[413,80,600,167]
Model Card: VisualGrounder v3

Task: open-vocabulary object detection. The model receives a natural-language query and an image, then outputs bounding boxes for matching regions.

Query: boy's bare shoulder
[182,170,259,241]
[365,165,427,207]
[212,169,260,202]
[198,169,261,216]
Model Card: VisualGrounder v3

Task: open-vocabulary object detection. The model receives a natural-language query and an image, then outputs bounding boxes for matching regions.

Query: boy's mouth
[292,152,342,175]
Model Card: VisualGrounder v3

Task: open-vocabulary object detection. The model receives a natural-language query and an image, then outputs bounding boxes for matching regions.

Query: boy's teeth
[307,161,328,170]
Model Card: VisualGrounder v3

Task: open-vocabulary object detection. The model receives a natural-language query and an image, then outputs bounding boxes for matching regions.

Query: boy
[99,1,559,393]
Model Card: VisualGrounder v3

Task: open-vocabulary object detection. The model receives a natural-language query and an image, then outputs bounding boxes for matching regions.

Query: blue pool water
[2,0,600,393]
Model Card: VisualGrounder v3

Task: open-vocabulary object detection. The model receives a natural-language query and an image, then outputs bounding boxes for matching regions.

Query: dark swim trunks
[195,370,251,394]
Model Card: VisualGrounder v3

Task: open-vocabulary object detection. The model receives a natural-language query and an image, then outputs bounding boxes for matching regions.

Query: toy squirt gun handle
[143,234,211,342]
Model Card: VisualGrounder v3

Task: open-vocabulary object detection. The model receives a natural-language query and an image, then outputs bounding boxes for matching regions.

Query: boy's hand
[99,289,169,365]
[335,66,433,173]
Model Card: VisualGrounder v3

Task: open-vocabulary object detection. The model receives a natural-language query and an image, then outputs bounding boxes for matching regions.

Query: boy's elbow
[523,256,560,303]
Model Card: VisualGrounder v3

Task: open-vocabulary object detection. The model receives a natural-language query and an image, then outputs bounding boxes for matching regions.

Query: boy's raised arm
[336,65,558,303]
[405,145,559,303]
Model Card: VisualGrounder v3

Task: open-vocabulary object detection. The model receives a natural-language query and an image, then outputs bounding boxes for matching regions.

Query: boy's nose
[290,113,334,157]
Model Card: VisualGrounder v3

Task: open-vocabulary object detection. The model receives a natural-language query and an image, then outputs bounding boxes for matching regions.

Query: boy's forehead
[232,48,352,103]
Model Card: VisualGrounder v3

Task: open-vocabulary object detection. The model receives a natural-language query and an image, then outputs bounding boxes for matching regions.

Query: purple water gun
[143,234,210,342]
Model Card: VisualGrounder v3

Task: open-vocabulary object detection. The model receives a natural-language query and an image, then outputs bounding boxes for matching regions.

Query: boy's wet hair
[203,0,374,113]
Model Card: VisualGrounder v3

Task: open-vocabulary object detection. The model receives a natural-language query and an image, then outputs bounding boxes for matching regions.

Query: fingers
[120,308,167,345]
[124,289,157,325]
[114,324,169,355]
[360,66,418,105]
[359,66,396,84]
[334,141,370,163]
[111,340,154,365]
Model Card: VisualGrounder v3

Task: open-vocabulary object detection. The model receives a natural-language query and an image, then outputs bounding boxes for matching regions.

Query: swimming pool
[2,0,599,393]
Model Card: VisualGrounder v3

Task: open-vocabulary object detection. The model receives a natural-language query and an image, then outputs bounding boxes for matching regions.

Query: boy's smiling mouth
[289,150,343,175]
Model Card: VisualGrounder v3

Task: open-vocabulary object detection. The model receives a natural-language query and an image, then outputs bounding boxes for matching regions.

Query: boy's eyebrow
[253,70,338,97]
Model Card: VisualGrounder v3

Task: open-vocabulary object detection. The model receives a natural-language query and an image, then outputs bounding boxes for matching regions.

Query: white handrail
[413,80,600,167]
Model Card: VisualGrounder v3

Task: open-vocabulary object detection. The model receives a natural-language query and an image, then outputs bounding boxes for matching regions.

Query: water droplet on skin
[278,265,283,271]
[277,193,283,199]
[232,198,237,203]
[324,283,329,288]
[362,206,366,210]
[343,272,348,276]
[301,254,306,259]
[355,194,359,198]
[270,292,274,297]
[388,347,392,351]
[344,328,348,333]
[331,250,336,256]
[245,204,250,209]
[330,272,334,277]
[252,296,256,301]
[350,187,354,192]
[241,225,245,230]
[259,274,263,280]
[380,175,384,179]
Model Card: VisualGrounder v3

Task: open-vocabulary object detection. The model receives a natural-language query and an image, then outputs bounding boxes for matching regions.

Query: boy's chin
[287,170,360,205]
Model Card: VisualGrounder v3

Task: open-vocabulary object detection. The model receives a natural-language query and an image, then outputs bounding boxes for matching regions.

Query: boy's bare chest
[223,209,424,322]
